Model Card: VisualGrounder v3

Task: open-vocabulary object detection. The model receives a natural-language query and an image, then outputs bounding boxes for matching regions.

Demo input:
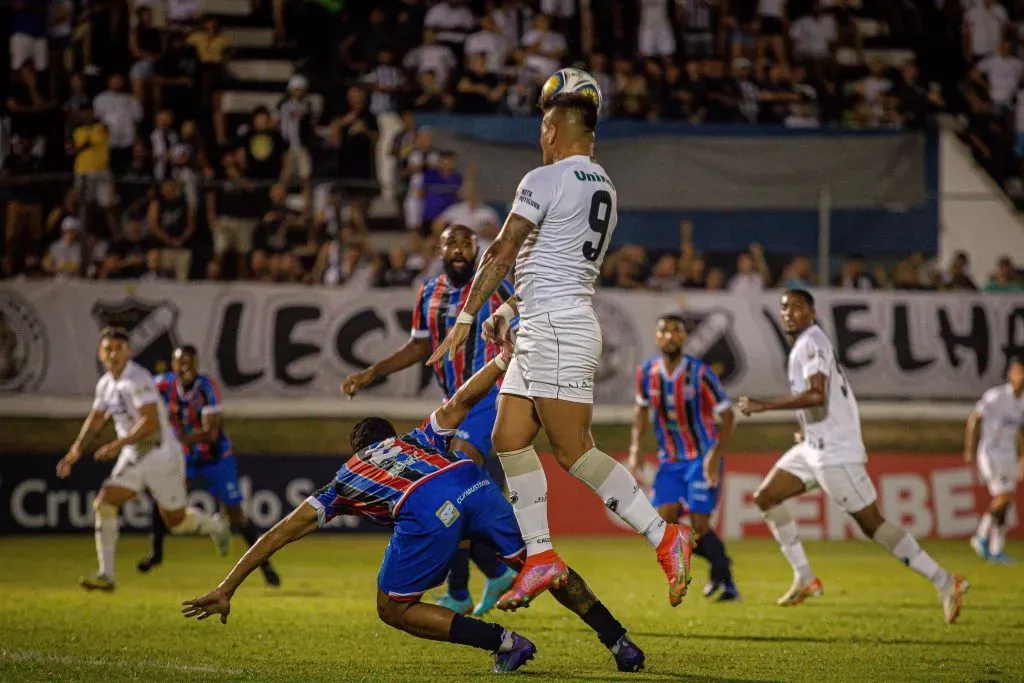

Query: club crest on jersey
[92,296,181,375]
[436,501,460,527]
[678,308,743,385]
[0,291,49,393]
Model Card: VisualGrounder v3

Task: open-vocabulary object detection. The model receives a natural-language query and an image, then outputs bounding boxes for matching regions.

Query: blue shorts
[650,459,720,516]
[378,462,524,601]
[453,391,496,460]
[187,456,244,507]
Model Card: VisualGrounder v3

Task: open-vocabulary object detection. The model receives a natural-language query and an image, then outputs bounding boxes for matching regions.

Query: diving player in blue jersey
[184,342,645,674]
[341,224,516,616]
[628,315,740,601]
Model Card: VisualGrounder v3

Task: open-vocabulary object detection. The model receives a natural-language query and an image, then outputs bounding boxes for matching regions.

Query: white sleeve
[402,48,420,71]
[127,371,161,409]
[92,380,107,412]
[975,389,997,417]
[510,167,557,226]
[800,339,830,380]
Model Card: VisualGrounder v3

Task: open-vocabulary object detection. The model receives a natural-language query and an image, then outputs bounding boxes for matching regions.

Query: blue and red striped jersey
[411,274,516,399]
[155,372,233,465]
[635,355,731,465]
[316,414,472,526]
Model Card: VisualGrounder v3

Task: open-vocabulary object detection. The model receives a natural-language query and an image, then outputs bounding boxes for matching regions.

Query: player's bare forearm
[760,390,826,411]
[716,407,736,448]
[374,338,432,378]
[461,214,534,316]
[435,358,507,430]
[964,411,981,462]
[114,406,160,448]
[182,413,222,446]
[219,503,319,596]
[549,567,598,616]
[627,405,649,472]
[72,409,108,451]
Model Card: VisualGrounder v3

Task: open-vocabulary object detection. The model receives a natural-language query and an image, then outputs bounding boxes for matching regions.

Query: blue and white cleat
[989,552,1015,565]
[703,579,722,599]
[715,580,741,603]
[969,535,990,560]
[493,633,536,673]
[610,634,645,673]
[474,568,517,616]
[435,592,474,615]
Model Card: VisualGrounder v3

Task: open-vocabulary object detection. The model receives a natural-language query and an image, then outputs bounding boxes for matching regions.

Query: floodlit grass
[1,535,1020,682]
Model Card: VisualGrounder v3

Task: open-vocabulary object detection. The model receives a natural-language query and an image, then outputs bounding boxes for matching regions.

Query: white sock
[170,507,223,536]
[95,516,119,581]
[764,505,813,582]
[499,447,553,556]
[569,448,665,548]
[976,513,994,540]
[878,521,950,590]
[990,520,1008,556]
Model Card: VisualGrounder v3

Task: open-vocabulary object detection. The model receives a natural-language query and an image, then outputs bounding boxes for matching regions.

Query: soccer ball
[540,67,603,112]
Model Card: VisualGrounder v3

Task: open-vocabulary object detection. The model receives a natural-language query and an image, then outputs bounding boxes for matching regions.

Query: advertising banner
[3,452,1019,539]
[3,281,1022,402]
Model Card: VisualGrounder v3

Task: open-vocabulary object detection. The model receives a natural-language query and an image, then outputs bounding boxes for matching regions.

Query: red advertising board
[544,453,1023,540]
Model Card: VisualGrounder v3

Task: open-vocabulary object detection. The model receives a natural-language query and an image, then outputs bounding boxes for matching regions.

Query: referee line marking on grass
[0,649,244,676]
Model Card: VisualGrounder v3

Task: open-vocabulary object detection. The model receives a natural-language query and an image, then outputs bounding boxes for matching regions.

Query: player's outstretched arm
[963,409,981,464]
[627,403,649,481]
[427,214,535,365]
[737,373,826,416]
[56,407,109,478]
[94,403,159,461]
[181,411,222,447]
[182,502,319,624]
[342,337,432,398]
[434,344,513,431]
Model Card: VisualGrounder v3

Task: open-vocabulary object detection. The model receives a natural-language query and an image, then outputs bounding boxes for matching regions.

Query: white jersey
[787,324,865,463]
[975,383,1024,463]
[92,360,178,461]
[509,155,618,318]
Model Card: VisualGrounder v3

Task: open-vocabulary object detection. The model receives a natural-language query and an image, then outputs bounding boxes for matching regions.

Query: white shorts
[75,170,114,208]
[638,24,676,57]
[500,307,601,404]
[105,444,187,511]
[11,34,48,71]
[978,452,1021,496]
[773,443,877,513]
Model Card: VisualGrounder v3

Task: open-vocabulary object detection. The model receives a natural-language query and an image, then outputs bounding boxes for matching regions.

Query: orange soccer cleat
[657,523,696,607]
[496,550,569,611]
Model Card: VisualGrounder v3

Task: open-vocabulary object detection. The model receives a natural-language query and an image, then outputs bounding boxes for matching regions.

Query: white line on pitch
[0,648,245,676]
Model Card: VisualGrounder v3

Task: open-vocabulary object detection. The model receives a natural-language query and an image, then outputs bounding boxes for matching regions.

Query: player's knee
[690,514,712,537]
[753,487,777,512]
[376,595,408,629]
[93,499,118,524]
[226,505,247,527]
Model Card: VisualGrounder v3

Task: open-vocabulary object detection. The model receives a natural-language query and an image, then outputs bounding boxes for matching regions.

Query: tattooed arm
[426,213,535,364]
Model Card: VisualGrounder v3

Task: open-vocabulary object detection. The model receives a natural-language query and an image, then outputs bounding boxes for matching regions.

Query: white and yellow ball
[540,67,602,112]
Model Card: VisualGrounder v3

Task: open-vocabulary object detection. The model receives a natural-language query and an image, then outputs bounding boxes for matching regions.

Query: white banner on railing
[2,281,1022,402]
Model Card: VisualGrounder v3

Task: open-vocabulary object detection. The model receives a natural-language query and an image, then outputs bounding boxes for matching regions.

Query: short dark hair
[350,417,397,453]
[98,326,129,343]
[657,314,686,327]
[542,93,599,132]
[786,288,815,309]
[1009,354,1024,368]
[176,344,198,357]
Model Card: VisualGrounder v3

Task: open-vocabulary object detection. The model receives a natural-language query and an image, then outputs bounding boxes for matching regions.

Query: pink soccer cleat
[657,523,696,607]
[496,551,569,611]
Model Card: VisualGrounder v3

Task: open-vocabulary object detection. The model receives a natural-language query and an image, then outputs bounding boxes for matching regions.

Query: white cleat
[940,575,969,624]
[211,514,232,556]
[777,576,823,607]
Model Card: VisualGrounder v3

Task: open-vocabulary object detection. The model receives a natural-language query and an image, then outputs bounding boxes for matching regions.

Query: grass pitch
[0,536,1021,682]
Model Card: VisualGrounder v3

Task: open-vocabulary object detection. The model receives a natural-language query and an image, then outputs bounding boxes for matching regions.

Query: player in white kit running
[57,327,230,591]
[964,356,1024,564]
[738,291,969,624]
[428,83,695,611]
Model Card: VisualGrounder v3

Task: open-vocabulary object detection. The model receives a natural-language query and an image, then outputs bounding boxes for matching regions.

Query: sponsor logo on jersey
[516,188,540,210]
[0,291,49,393]
[92,295,181,375]
[435,500,460,527]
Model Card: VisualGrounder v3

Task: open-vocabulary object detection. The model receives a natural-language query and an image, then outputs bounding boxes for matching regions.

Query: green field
[1,536,1020,682]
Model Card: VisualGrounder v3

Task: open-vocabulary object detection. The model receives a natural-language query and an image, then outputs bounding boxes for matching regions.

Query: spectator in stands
[587,53,614,118]
[7,66,49,158]
[151,109,180,181]
[239,106,286,181]
[420,151,463,238]
[188,15,233,143]
[637,0,676,58]
[457,53,507,114]
[363,49,408,116]
[602,245,648,289]
[10,0,48,75]
[522,14,567,77]
[170,144,200,209]
[331,86,379,202]
[984,255,1024,291]
[375,247,421,288]
[425,0,475,50]
[140,248,174,282]
[153,29,199,119]
[491,0,533,51]
[99,216,149,279]
[414,70,456,112]
[47,0,74,95]
[613,57,651,120]
[277,76,316,186]
[728,243,771,292]
[148,179,195,281]
[834,254,877,290]
[431,182,500,248]
[68,104,117,238]
[1,137,45,276]
[964,0,1009,63]
[180,119,214,179]
[705,267,726,291]
[941,250,979,290]
[93,73,142,173]
[790,1,837,77]
[129,7,163,104]
[340,7,390,74]
[252,184,314,282]
[757,0,788,66]
[733,58,762,123]
[209,148,259,273]
[891,258,931,291]
[42,217,84,279]
[205,258,224,281]
[168,0,202,28]
[44,187,80,242]
[502,50,542,116]
[465,14,510,74]
[63,71,90,137]
[401,126,439,237]
[404,30,458,92]
[779,255,815,288]
[646,254,685,291]
[703,59,741,122]
[855,58,894,124]
[976,40,1024,110]
[892,61,945,129]
[312,229,369,286]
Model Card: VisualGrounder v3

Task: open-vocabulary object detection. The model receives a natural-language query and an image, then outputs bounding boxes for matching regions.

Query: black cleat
[611,634,645,673]
[137,553,163,573]
[262,565,281,587]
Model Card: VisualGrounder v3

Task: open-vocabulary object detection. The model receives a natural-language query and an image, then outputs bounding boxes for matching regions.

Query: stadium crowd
[1,0,1023,291]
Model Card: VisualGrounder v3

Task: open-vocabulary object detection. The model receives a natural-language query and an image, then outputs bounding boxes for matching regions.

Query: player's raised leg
[754,462,821,606]
[847,497,968,624]
[83,485,136,590]
[984,493,1016,564]
[534,396,695,607]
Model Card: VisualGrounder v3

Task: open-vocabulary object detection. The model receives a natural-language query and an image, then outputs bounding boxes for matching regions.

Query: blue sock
[447,548,471,600]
